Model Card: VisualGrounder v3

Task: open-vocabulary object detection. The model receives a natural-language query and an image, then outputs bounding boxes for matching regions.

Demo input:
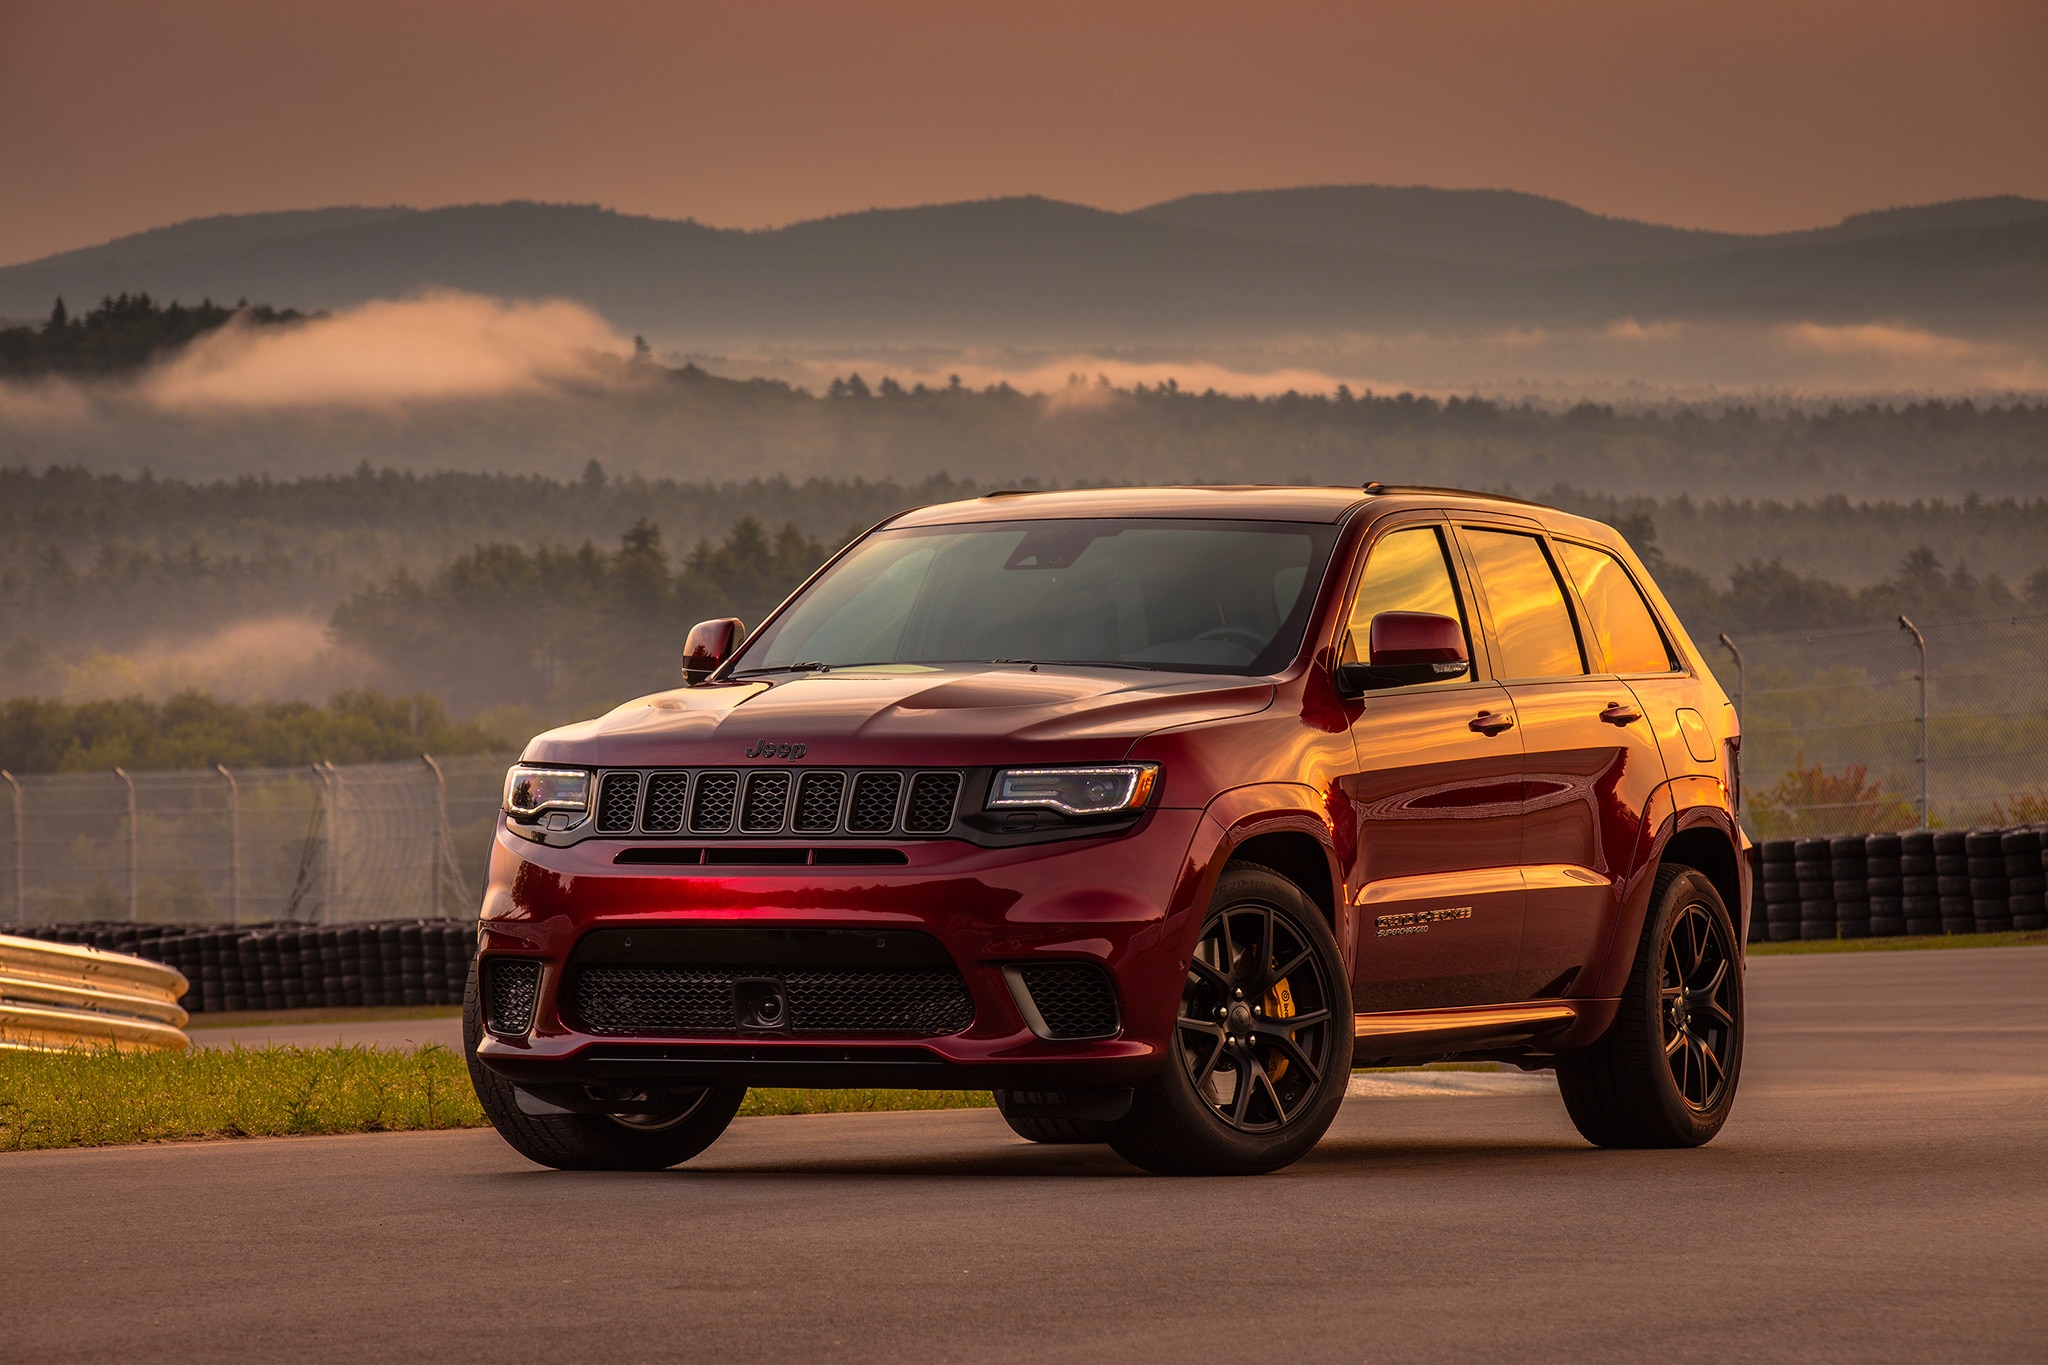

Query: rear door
[1453,523,1669,1002]
[1555,537,1725,788]
[1340,518,1527,1012]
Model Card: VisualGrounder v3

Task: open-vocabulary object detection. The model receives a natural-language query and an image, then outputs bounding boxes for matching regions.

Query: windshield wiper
[729,661,831,677]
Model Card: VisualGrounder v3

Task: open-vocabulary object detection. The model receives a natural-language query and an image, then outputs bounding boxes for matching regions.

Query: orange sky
[2,0,2043,265]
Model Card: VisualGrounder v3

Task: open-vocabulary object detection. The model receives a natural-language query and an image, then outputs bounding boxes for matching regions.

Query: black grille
[905,772,961,833]
[691,772,739,832]
[595,773,641,834]
[571,966,974,1037]
[484,959,542,1037]
[793,772,845,832]
[586,767,959,838]
[642,772,689,832]
[1017,963,1119,1039]
[741,771,792,833]
[849,772,902,832]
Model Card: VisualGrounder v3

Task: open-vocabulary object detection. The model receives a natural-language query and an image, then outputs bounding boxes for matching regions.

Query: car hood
[521,667,1275,769]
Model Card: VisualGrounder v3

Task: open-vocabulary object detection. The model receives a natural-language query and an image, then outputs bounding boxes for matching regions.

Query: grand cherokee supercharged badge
[1376,906,1474,937]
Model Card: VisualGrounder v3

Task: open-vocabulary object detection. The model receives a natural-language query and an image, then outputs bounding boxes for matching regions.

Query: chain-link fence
[1715,612,2048,837]
[0,754,512,925]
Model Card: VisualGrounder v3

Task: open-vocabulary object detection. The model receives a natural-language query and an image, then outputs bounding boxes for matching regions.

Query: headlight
[987,764,1158,817]
[502,765,592,820]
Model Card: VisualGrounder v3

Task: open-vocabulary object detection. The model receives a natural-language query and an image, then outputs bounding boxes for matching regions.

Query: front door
[1456,527,1670,1001]
[1340,522,1528,1012]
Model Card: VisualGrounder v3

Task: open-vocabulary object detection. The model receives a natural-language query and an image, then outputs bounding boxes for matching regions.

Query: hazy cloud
[139,291,634,410]
[57,616,384,705]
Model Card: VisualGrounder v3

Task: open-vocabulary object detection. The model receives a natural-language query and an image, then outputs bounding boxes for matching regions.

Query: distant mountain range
[2,188,2042,344]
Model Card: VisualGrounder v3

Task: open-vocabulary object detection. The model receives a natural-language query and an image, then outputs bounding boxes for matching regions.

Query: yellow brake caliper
[1262,977,1296,1081]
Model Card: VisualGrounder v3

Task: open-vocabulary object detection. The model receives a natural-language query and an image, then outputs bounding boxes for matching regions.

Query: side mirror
[682,617,745,686]
[1335,611,1469,695]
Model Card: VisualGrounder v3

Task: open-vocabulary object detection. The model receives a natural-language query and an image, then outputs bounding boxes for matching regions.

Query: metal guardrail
[0,933,191,1052]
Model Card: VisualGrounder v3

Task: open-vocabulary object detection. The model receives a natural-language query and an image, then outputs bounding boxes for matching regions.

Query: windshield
[733,517,1339,676]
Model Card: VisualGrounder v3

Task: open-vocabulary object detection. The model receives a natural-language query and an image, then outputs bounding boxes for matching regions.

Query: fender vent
[1012,963,1120,1039]
[484,959,543,1038]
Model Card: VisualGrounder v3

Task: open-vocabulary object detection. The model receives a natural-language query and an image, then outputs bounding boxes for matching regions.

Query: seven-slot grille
[592,767,963,837]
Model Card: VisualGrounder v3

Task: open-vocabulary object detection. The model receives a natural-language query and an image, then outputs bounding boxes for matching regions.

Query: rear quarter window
[1556,541,1678,675]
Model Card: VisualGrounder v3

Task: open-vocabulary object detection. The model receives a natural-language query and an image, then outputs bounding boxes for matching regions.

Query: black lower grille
[1016,963,1120,1039]
[572,965,974,1037]
[484,959,542,1037]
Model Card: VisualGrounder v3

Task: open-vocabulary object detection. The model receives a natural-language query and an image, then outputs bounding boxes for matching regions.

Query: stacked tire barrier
[0,921,477,1015]
[1748,826,2048,942]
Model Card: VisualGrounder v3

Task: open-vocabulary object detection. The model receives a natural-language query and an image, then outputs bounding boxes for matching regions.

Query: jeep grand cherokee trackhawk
[465,484,1747,1175]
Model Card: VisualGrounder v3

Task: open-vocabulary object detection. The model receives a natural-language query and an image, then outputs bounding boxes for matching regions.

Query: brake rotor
[1262,976,1296,1081]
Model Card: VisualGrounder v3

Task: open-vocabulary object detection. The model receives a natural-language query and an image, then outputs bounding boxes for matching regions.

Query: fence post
[313,762,340,925]
[2,770,20,921]
[421,753,448,919]
[1898,614,1928,830]
[1717,633,1744,727]
[113,766,137,921]
[215,764,241,927]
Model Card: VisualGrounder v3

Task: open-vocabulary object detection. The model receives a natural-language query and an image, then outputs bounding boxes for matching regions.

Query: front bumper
[471,808,1213,1092]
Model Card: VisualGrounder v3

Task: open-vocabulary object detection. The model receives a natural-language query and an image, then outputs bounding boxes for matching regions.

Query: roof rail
[1359,483,1546,508]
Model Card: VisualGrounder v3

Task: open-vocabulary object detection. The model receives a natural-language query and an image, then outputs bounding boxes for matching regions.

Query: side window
[1341,526,1472,684]
[1556,541,1677,674]
[1463,530,1586,680]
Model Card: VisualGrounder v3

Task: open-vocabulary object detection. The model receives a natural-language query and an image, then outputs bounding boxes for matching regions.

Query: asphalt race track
[5,947,2043,1362]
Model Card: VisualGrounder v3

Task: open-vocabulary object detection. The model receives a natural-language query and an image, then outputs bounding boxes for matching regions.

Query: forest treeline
[4,317,2045,498]
[322,508,2048,715]
[0,294,304,377]
[0,690,502,773]
[1,465,2044,722]
[331,517,833,714]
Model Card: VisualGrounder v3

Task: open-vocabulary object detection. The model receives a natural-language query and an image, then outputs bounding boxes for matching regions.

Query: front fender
[1186,782,1351,965]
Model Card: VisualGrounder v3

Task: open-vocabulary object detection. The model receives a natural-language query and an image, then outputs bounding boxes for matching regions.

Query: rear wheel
[1556,864,1744,1148]
[463,961,745,1170]
[1105,864,1352,1175]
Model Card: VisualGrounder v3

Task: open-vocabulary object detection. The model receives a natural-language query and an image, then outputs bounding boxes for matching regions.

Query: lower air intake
[484,959,543,1038]
[571,966,975,1037]
[1015,963,1120,1039]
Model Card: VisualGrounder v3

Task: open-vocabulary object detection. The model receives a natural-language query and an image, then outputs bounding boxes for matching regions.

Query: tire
[1556,865,1744,1148]
[462,961,745,1171]
[1104,864,1352,1176]
[994,1104,1106,1145]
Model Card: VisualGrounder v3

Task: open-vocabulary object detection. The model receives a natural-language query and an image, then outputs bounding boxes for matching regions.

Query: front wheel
[1556,864,1744,1148]
[1105,864,1353,1175]
[463,962,746,1170]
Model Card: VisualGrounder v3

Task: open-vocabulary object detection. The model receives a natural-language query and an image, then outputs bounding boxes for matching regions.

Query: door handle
[1469,710,1514,736]
[1600,702,1642,726]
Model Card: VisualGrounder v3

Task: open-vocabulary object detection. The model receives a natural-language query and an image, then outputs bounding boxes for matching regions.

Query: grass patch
[0,1043,485,1151]
[0,1044,996,1151]
[1749,929,2048,956]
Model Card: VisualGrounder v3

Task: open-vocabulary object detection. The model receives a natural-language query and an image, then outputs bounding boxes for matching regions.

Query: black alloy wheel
[1660,900,1737,1111]
[1106,864,1352,1175]
[1177,898,1337,1133]
[1556,864,1745,1148]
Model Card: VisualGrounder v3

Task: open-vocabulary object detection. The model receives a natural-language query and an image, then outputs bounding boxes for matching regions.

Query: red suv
[465,485,1747,1175]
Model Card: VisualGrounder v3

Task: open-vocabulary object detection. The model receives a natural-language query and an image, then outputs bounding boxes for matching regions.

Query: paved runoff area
[5,947,2043,1362]
[186,1012,463,1052]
